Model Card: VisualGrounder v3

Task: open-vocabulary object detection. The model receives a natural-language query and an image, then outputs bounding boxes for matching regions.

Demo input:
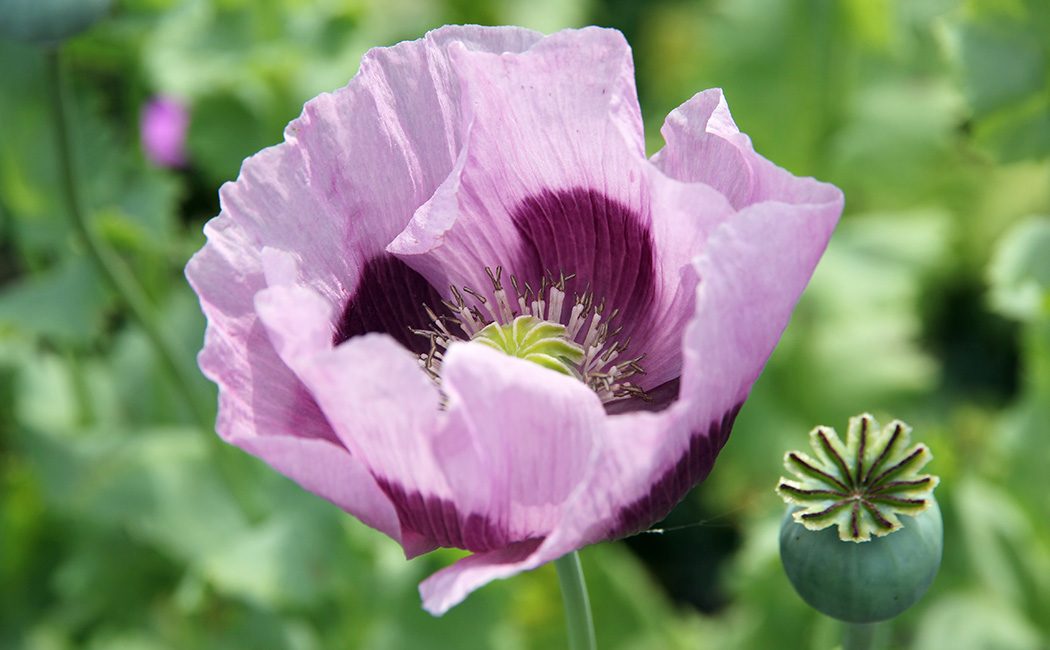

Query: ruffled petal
[235,434,434,558]
[578,186,844,541]
[223,25,542,295]
[195,25,542,343]
[190,235,341,448]
[250,279,436,553]
[653,88,842,208]
[187,26,544,550]
[435,343,605,544]
[262,324,453,541]
[420,538,546,615]
[388,27,647,302]
[651,89,755,208]
[389,28,737,392]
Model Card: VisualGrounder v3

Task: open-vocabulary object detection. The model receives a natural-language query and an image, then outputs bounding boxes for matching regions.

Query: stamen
[486,266,516,323]
[413,268,649,404]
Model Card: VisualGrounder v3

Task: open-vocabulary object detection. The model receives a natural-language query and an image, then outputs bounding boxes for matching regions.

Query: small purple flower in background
[186,26,842,614]
[140,96,188,167]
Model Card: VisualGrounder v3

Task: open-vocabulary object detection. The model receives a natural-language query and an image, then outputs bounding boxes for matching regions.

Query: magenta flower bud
[140,96,188,168]
[186,26,844,615]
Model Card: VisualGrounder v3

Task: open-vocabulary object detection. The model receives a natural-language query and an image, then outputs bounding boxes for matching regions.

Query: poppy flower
[186,25,842,614]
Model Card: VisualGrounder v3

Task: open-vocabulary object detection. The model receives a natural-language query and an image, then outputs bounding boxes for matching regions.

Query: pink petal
[651,89,754,208]
[186,26,543,551]
[654,89,841,208]
[293,334,446,501]
[249,279,437,551]
[578,184,844,541]
[388,26,646,296]
[275,329,473,552]
[435,343,605,543]
[235,434,433,558]
[420,538,546,615]
[389,27,736,391]
[190,238,340,448]
[417,410,676,614]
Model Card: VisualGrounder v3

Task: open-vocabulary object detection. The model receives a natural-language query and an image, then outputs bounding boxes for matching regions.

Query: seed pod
[780,500,942,622]
[776,414,943,622]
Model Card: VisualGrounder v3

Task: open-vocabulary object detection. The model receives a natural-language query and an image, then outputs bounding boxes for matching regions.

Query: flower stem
[44,46,261,521]
[843,622,882,650]
[554,552,597,650]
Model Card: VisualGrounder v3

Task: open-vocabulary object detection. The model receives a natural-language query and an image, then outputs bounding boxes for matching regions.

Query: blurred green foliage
[1,0,1048,648]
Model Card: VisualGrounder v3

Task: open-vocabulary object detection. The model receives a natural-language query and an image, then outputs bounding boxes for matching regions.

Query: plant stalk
[44,46,261,521]
[843,622,882,650]
[554,552,597,650]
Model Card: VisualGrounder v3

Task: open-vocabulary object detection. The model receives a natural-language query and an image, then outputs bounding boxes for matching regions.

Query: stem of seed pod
[44,46,262,522]
[843,622,882,650]
[554,552,597,650]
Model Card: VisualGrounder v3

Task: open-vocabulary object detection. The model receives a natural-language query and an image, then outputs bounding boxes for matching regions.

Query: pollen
[412,266,648,404]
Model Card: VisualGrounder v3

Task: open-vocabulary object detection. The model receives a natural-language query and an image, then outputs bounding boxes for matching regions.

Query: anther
[414,267,650,404]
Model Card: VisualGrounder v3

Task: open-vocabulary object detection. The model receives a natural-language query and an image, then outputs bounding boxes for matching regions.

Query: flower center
[474,316,584,376]
[412,267,648,404]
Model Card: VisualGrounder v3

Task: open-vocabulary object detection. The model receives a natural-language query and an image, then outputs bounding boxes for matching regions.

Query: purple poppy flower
[186,26,842,614]
[141,96,188,167]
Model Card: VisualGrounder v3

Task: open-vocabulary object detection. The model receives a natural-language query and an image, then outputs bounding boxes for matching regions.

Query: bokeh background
[1,0,1049,648]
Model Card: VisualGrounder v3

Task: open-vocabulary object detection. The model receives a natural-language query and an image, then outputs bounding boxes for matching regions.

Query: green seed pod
[776,414,943,623]
[780,500,942,622]
[0,0,111,45]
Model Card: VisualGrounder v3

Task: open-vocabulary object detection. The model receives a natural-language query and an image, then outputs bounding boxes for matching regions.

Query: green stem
[44,46,261,521]
[554,552,597,650]
[44,48,204,429]
[843,622,881,650]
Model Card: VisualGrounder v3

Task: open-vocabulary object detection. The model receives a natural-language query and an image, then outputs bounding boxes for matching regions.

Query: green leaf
[0,256,110,345]
[945,0,1050,160]
[971,96,1050,162]
[911,592,1043,650]
[987,216,1050,320]
[197,502,349,608]
[952,19,1046,118]
[186,93,276,186]
[778,209,948,407]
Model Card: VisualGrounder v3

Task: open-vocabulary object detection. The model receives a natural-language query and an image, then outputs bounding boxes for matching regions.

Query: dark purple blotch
[333,254,443,355]
[610,403,744,537]
[377,477,525,552]
[510,187,657,340]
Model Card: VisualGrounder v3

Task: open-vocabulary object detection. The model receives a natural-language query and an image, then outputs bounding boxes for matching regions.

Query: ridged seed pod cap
[776,414,943,623]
